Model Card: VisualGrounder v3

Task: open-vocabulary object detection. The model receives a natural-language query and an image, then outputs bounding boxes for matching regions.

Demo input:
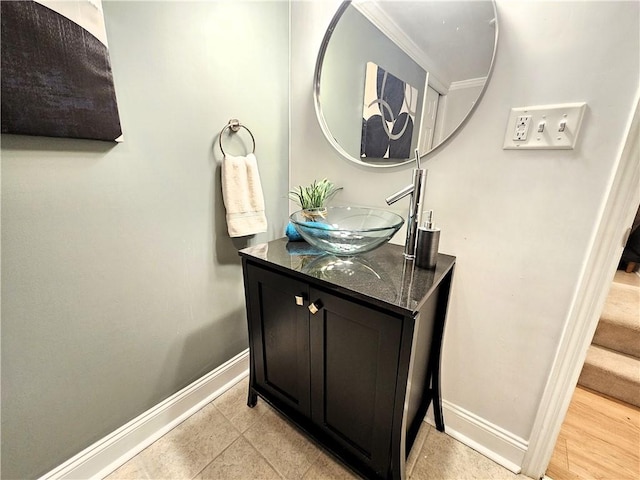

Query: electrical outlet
[503,103,587,150]
[513,115,531,141]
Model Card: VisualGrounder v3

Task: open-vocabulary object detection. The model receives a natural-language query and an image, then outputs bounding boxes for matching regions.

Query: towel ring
[219,119,256,156]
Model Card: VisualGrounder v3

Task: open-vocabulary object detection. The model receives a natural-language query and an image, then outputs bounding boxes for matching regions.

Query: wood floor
[546,385,640,480]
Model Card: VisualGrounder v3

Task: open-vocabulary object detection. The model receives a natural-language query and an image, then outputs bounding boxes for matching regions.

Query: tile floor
[105,376,532,480]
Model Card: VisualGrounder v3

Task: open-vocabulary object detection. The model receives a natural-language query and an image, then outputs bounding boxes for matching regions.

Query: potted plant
[288,178,342,220]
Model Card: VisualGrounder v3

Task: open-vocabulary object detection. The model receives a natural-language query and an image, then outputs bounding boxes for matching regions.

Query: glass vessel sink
[289,206,404,256]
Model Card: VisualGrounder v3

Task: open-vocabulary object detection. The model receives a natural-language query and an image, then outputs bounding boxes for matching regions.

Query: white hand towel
[221,153,268,237]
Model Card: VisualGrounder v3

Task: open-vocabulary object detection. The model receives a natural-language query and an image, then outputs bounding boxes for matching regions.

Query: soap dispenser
[415,210,440,269]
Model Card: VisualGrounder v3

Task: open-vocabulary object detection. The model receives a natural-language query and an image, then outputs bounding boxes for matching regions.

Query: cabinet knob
[295,295,304,306]
[308,299,323,314]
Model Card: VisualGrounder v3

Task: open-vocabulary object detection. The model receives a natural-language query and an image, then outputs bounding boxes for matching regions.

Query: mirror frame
[313,0,499,168]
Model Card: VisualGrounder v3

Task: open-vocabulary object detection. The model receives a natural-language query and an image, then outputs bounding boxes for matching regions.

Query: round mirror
[314,0,498,167]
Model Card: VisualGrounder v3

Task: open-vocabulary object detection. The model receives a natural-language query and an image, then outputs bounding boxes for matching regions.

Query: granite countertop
[239,238,455,317]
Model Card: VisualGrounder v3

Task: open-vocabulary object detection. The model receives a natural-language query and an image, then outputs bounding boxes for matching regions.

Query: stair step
[593,281,640,358]
[578,345,640,407]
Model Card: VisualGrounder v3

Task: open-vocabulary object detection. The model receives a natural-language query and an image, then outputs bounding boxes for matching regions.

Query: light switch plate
[503,102,587,150]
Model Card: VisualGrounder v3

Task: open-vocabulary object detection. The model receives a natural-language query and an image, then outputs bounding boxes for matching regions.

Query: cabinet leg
[431,272,451,433]
[247,388,258,408]
[432,352,445,432]
[433,395,445,432]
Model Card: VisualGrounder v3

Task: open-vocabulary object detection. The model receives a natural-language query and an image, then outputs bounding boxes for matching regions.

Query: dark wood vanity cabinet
[246,264,403,475]
[245,265,312,417]
[240,239,455,480]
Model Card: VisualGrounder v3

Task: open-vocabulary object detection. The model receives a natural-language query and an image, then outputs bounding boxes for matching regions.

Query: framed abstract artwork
[361,62,417,160]
[1,0,122,142]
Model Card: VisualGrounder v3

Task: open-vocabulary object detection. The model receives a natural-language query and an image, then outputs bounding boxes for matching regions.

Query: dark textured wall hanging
[1,0,122,142]
[361,62,417,160]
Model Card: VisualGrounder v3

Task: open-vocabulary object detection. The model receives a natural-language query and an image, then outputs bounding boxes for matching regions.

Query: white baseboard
[39,349,250,480]
[426,400,528,474]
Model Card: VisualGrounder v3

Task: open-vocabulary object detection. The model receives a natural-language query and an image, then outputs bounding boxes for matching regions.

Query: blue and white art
[361,62,417,159]
[1,0,122,142]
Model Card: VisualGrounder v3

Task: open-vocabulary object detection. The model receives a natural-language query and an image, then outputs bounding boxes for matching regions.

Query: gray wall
[0,2,289,478]
[321,5,426,161]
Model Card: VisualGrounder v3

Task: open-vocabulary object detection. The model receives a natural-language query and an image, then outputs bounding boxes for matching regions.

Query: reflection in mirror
[302,255,398,299]
[315,0,498,167]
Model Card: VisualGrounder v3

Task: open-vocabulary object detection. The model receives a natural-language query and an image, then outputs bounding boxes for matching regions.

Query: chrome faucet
[385,150,427,259]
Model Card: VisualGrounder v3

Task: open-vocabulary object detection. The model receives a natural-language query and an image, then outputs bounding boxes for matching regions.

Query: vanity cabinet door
[246,265,311,417]
[308,287,404,477]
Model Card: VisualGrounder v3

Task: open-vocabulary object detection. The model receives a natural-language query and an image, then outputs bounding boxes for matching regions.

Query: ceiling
[354,0,497,87]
